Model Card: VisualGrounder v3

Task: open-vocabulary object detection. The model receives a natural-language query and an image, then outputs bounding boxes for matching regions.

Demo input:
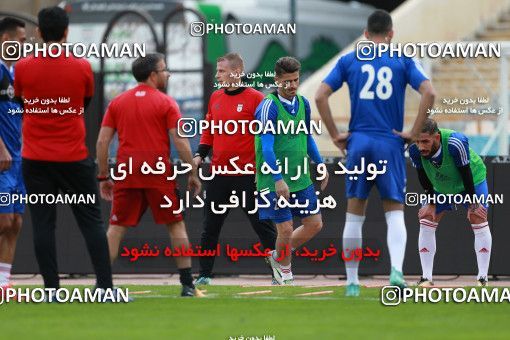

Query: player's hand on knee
[275,179,290,199]
[418,204,436,221]
[0,146,12,171]
[100,180,114,201]
[467,204,487,222]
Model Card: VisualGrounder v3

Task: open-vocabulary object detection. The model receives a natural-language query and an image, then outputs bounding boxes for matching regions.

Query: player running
[409,118,491,287]
[315,9,435,296]
[255,56,328,285]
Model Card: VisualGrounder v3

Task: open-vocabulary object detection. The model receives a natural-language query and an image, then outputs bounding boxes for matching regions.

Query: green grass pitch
[2,285,509,339]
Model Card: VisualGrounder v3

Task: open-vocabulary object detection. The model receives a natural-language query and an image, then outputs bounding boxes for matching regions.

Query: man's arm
[397,58,436,141]
[170,128,195,168]
[193,98,214,166]
[83,60,94,111]
[193,113,212,166]
[96,126,115,201]
[170,128,201,197]
[417,168,434,195]
[409,144,434,194]
[315,83,337,139]
[307,134,322,165]
[394,80,435,142]
[13,61,24,109]
[260,134,282,181]
[448,134,475,196]
[315,83,349,151]
[96,126,115,178]
[411,80,436,138]
[315,56,349,151]
[409,144,436,219]
[448,133,486,220]
[0,137,12,171]
[457,165,475,196]
[256,99,281,180]
[194,143,212,161]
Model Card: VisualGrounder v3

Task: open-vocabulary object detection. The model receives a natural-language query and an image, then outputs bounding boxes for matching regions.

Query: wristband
[97,175,110,182]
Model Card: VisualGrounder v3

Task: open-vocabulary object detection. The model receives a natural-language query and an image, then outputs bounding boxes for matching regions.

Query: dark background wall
[12,158,508,276]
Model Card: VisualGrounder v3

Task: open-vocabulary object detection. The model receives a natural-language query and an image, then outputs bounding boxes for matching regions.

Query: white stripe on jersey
[260,98,272,125]
[448,138,469,165]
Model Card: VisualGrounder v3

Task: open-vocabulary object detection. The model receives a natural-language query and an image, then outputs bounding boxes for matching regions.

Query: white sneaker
[282,270,294,285]
[266,251,283,285]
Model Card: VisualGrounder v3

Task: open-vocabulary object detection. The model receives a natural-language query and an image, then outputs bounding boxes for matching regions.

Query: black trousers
[22,157,113,289]
[199,175,277,277]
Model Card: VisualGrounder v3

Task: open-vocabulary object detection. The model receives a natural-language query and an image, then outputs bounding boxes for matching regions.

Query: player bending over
[410,118,491,287]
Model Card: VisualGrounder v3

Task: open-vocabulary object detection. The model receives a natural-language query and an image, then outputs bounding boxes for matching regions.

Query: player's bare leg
[468,205,491,286]
[106,224,128,264]
[417,209,445,287]
[382,200,407,288]
[166,220,202,297]
[267,220,293,285]
[0,214,22,291]
[289,213,323,250]
[269,215,323,285]
[274,220,293,266]
[343,198,367,296]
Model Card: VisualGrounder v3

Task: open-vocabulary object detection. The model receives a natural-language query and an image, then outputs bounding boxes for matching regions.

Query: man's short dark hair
[274,56,301,77]
[367,10,392,35]
[38,6,69,42]
[0,17,25,36]
[421,118,439,134]
[131,53,165,82]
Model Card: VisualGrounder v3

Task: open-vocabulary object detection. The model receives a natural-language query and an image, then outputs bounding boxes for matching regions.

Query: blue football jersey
[0,62,22,160]
[323,49,428,136]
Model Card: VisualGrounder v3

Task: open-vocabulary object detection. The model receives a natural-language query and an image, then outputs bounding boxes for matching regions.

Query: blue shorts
[0,160,25,214]
[345,132,406,203]
[435,180,489,214]
[258,184,319,223]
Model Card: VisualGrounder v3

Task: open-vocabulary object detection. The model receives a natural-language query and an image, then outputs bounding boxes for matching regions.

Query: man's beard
[422,143,439,159]
[157,81,167,92]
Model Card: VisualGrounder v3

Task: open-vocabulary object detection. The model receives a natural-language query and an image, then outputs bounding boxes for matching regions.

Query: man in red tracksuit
[193,53,276,285]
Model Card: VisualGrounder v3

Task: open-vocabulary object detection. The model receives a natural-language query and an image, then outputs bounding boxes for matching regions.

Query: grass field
[2,285,510,339]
